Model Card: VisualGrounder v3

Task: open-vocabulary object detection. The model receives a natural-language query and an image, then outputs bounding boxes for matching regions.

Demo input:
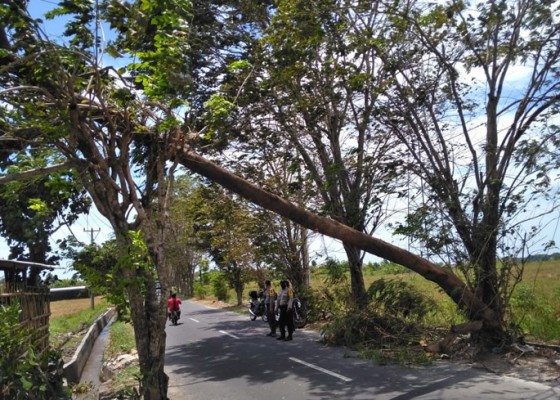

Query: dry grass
[50,296,105,319]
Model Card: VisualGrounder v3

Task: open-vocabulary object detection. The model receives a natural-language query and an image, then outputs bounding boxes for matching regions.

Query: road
[165,300,560,400]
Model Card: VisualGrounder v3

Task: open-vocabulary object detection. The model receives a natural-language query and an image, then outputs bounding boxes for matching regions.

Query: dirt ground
[50,297,105,319]
[469,345,560,385]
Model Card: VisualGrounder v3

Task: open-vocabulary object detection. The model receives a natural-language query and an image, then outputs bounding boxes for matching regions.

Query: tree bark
[343,244,368,309]
[176,145,501,329]
[115,232,169,400]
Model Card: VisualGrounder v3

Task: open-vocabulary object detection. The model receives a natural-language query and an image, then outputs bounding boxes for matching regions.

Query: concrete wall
[63,308,116,384]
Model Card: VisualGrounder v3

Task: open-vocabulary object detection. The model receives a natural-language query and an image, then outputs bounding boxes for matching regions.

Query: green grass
[102,320,140,397]
[49,298,110,349]
[105,320,136,360]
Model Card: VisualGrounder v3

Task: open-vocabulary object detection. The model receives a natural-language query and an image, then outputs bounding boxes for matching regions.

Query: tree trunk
[301,230,310,289]
[176,146,501,330]
[118,234,169,400]
[344,244,367,309]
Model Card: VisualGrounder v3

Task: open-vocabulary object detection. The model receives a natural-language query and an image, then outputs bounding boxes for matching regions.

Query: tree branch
[0,162,74,185]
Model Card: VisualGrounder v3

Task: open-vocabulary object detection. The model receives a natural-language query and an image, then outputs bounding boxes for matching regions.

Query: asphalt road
[165,300,560,400]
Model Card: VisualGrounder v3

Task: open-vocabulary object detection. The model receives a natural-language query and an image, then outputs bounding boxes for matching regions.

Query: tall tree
[188,183,261,305]
[218,0,403,308]
[252,208,312,292]
[166,176,205,298]
[0,163,89,264]
[0,1,189,396]
[363,0,560,342]
[1,0,273,396]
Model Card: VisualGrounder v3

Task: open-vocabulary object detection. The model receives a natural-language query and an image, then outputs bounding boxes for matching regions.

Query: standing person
[167,292,182,321]
[276,280,294,341]
[264,280,277,337]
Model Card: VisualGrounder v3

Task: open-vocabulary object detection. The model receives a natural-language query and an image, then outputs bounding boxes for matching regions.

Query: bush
[212,276,230,301]
[510,284,539,310]
[323,258,348,284]
[320,309,422,348]
[304,285,352,322]
[0,304,70,399]
[367,278,436,322]
[193,282,208,299]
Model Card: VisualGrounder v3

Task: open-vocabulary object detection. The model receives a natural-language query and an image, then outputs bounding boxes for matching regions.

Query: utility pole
[84,227,100,309]
[84,227,100,245]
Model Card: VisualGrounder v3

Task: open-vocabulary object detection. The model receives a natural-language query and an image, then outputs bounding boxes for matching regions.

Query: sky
[2,0,560,279]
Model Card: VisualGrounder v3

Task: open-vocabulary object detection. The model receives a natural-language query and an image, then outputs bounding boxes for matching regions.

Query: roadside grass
[103,320,140,397]
[49,296,109,350]
[213,259,560,345]
[359,344,434,366]
[49,298,139,397]
[104,320,136,360]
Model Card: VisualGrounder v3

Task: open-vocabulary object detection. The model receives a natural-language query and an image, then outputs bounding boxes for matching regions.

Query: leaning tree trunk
[175,144,501,333]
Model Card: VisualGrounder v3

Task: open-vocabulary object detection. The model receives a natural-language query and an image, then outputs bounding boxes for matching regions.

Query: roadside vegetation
[22,255,556,398]
[48,297,139,398]
[201,258,560,365]
[49,297,109,357]
[101,320,140,399]
[0,303,70,399]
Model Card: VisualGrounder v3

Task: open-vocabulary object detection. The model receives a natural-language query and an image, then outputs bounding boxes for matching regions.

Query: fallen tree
[174,142,501,334]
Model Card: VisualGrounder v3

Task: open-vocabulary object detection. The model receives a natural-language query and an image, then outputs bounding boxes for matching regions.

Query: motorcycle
[169,309,179,325]
[248,290,266,321]
[263,296,307,329]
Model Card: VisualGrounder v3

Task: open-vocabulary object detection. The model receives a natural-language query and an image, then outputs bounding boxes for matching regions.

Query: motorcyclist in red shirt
[167,293,182,320]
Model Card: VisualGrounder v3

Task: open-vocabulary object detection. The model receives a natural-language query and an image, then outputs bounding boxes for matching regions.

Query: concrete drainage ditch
[63,308,116,386]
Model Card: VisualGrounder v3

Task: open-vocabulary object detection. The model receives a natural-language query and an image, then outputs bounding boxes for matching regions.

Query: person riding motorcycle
[168,292,182,320]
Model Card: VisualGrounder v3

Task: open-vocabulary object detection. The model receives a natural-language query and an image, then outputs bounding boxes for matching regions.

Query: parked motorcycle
[248,290,266,321]
[263,296,307,329]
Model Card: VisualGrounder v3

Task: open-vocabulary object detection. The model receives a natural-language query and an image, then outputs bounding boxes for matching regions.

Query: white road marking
[219,330,240,339]
[189,318,200,323]
[289,357,353,382]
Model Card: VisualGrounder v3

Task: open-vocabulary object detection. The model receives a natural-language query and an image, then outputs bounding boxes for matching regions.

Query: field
[50,296,105,319]
[49,296,109,355]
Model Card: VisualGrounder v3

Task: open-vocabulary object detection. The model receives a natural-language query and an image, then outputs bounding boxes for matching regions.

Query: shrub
[0,304,70,399]
[320,309,422,348]
[367,278,436,322]
[304,285,352,322]
[322,258,348,285]
[212,276,230,301]
[193,282,208,299]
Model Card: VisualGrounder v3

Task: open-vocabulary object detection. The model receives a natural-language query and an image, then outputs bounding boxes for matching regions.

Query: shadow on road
[166,303,560,400]
[165,320,504,399]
